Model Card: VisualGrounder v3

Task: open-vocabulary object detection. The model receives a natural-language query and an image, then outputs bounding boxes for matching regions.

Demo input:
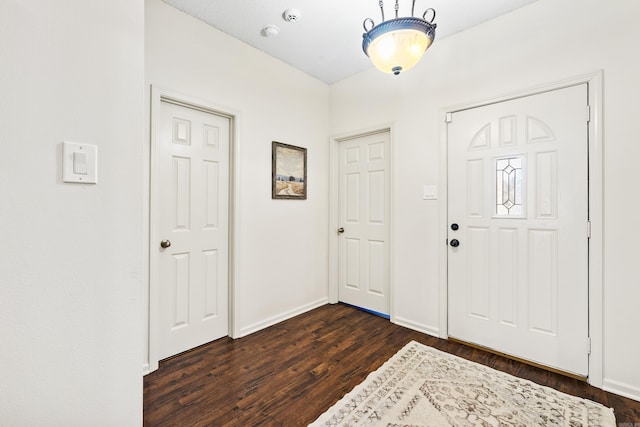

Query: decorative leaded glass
[495,156,524,216]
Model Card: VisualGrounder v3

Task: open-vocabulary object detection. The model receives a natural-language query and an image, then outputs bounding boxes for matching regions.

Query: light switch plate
[423,184,437,200]
[63,142,97,184]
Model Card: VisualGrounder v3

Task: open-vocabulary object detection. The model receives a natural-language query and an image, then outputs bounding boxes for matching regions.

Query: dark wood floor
[144,303,640,426]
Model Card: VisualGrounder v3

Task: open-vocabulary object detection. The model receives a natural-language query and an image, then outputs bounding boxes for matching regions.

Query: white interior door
[338,131,390,315]
[154,100,230,360]
[447,84,589,376]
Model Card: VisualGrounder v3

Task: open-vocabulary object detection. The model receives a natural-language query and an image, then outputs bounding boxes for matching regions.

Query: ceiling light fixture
[362,0,437,76]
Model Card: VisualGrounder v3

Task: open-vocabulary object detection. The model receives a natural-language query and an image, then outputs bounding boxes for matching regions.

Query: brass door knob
[337,227,345,234]
[160,239,171,248]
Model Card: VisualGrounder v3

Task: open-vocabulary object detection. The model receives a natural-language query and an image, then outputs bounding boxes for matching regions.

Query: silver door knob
[337,227,345,234]
[160,239,171,248]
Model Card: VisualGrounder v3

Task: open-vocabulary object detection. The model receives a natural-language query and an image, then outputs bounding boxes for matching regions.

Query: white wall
[0,1,144,425]
[330,0,640,400]
[145,0,330,357]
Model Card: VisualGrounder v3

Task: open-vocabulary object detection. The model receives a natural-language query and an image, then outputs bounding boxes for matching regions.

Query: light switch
[63,142,97,184]
[423,185,438,200]
[73,152,88,175]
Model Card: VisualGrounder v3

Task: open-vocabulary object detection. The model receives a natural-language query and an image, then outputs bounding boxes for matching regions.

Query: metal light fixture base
[362,2,437,75]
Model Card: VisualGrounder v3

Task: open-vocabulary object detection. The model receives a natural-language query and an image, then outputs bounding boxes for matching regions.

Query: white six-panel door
[155,100,230,360]
[447,84,589,376]
[338,131,390,315]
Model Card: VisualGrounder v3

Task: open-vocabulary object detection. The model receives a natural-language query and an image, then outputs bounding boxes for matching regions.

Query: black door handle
[450,239,460,247]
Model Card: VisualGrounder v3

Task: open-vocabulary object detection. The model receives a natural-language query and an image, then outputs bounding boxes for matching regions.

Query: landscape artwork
[272,141,307,199]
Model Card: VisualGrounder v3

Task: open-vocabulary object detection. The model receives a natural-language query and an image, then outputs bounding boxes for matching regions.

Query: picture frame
[272,141,307,200]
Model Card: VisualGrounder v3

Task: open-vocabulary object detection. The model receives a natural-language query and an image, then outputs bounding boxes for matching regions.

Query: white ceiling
[162,0,537,84]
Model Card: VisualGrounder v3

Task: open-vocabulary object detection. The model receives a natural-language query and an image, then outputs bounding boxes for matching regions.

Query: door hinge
[586,105,591,123]
[445,112,453,123]
[587,337,592,355]
[587,220,592,239]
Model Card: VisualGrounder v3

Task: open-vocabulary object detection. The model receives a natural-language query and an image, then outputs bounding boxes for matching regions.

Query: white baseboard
[393,316,441,338]
[603,378,640,403]
[238,298,329,338]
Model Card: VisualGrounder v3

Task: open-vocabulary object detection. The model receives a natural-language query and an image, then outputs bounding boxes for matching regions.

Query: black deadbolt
[451,223,459,231]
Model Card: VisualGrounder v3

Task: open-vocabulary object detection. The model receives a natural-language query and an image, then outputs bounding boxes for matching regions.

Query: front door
[447,84,589,376]
[338,131,391,315]
[154,100,230,360]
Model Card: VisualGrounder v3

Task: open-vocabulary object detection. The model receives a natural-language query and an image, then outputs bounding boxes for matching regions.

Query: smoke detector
[262,25,280,37]
[283,8,301,22]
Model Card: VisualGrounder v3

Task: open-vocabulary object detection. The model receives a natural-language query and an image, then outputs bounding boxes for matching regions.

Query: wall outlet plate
[62,141,97,184]
[423,184,437,200]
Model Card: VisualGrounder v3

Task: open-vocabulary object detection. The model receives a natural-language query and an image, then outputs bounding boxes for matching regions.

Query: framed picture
[272,141,307,199]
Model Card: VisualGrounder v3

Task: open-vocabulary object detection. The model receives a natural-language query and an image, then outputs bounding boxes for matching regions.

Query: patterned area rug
[310,341,615,427]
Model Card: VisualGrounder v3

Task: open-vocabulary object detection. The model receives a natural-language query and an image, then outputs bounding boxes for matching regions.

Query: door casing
[439,71,604,387]
[329,125,395,321]
[144,86,241,374]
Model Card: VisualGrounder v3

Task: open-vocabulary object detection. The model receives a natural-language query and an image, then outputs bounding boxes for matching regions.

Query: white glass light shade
[362,16,436,75]
[366,28,431,75]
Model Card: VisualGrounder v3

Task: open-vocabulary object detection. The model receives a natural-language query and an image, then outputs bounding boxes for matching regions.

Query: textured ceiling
[162,0,537,84]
